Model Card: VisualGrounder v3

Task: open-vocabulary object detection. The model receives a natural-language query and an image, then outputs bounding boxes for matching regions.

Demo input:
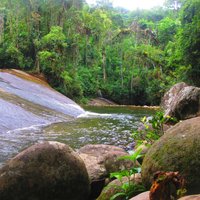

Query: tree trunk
[0,15,4,42]
[102,47,106,82]
[120,49,124,88]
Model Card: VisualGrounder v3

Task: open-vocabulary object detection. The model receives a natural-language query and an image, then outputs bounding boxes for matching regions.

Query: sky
[86,0,165,10]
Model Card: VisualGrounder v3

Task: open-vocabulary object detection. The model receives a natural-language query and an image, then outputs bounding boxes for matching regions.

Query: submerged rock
[161,82,200,120]
[141,117,200,194]
[0,141,90,200]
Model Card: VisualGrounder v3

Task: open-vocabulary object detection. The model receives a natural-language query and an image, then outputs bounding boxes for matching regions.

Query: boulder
[161,82,200,120]
[78,144,134,199]
[96,178,125,200]
[129,191,150,200]
[178,195,200,200]
[141,117,200,194]
[0,141,90,200]
[161,82,188,111]
[97,174,143,200]
[88,97,117,106]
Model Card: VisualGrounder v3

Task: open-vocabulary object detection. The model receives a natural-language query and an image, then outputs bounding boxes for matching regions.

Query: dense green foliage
[0,0,199,104]
[109,148,145,200]
[132,111,177,146]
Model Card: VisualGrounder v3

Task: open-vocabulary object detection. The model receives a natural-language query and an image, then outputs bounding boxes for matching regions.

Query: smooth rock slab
[0,141,90,200]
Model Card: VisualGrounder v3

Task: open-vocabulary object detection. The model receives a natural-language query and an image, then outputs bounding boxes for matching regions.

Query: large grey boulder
[78,144,134,199]
[141,117,200,194]
[161,82,200,120]
[0,141,90,200]
[161,82,188,111]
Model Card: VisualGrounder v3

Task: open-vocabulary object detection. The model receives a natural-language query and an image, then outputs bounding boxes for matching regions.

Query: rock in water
[0,141,90,200]
[141,117,200,194]
[161,82,200,120]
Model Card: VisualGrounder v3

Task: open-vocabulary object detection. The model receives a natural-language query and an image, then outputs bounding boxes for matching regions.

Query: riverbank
[87,97,160,110]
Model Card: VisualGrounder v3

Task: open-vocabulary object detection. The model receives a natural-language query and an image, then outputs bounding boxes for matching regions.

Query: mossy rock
[97,174,143,200]
[96,178,124,200]
[142,117,200,194]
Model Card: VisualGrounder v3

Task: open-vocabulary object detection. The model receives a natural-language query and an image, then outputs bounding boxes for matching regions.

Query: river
[0,106,156,166]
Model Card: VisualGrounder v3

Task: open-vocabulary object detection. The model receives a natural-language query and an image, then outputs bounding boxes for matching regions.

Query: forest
[0,0,199,105]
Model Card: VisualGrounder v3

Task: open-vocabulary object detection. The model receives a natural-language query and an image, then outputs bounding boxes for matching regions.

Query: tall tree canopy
[0,0,199,104]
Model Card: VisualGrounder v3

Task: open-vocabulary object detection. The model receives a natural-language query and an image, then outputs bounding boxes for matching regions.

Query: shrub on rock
[97,174,143,200]
[0,141,90,200]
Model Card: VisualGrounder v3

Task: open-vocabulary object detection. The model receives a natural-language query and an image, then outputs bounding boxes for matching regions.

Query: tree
[164,0,182,11]
[177,0,200,86]
[157,17,180,48]
[1,0,198,104]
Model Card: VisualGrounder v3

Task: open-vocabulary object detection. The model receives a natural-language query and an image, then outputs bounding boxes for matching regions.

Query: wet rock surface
[0,69,85,134]
[0,69,85,164]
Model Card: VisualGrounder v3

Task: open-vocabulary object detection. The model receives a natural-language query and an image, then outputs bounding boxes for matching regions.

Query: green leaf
[110,192,126,200]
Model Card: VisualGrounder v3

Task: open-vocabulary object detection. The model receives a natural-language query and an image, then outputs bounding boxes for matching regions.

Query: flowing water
[0,70,157,167]
[0,106,156,166]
